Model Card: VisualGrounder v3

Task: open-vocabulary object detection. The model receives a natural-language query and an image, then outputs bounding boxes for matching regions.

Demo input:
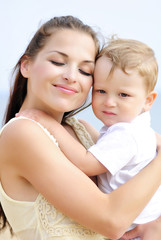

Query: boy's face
[92,56,152,127]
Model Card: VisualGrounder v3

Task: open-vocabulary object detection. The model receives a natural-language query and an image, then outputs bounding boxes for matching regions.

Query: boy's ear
[143,91,157,112]
[20,57,31,78]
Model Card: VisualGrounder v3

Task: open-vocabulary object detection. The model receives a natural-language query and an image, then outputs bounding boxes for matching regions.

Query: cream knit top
[0,117,107,240]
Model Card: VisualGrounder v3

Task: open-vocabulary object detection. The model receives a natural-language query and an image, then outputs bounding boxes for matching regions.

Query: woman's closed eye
[50,60,65,66]
[79,69,93,76]
[50,61,93,77]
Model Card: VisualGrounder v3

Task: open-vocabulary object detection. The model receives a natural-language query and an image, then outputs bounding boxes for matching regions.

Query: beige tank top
[0,117,108,240]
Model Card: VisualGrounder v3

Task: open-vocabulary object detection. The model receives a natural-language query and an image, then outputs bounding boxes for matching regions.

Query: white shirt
[89,111,161,224]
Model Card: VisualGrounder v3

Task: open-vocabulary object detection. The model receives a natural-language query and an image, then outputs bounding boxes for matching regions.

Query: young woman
[0,15,161,240]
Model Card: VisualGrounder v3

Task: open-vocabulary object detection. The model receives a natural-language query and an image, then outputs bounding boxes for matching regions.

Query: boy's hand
[16,109,55,133]
[121,216,161,240]
[16,109,49,122]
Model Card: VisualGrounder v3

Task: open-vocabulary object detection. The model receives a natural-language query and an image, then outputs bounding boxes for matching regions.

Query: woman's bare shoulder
[78,119,100,143]
[0,117,62,184]
[0,117,58,158]
[1,117,43,141]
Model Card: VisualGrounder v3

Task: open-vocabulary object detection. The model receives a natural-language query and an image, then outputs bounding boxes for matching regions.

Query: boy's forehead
[94,62,145,87]
[95,56,139,78]
[96,55,112,66]
[95,56,112,75]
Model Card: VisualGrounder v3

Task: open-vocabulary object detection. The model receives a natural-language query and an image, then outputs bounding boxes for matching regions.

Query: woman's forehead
[39,29,96,61]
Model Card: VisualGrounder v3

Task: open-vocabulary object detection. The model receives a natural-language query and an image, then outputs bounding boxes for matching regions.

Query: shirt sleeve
[88,123,138,175]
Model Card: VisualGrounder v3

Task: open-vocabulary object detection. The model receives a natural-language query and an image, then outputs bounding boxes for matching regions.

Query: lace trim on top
[37,195,106,239]
[65,117,94,150]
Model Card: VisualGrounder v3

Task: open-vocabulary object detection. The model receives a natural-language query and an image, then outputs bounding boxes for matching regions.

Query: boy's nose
[104,95,116,107]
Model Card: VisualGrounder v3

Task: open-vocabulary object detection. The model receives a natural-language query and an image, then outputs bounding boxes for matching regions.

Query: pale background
[0,0,161,133]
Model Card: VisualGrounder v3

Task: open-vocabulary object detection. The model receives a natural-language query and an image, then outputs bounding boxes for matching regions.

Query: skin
[1,30,161,239]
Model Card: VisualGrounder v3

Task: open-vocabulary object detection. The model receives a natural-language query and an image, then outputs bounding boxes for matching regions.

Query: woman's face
[21,29,96,121]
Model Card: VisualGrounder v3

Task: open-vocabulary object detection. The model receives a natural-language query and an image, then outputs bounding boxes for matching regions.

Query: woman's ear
[20,57,31,78]
[143,91,157,112]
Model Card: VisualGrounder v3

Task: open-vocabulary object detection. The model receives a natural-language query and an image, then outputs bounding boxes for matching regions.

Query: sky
[1,0,161,91]
[0,0,161,132]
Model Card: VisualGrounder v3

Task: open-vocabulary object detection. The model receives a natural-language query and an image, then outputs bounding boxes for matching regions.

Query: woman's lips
[53,84,78,94]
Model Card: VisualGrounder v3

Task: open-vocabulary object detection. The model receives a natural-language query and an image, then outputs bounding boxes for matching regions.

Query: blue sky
[0,0,161,133]
[1,0,161,92]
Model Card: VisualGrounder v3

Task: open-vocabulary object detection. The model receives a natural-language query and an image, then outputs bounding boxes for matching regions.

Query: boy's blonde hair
[98,37,158,93]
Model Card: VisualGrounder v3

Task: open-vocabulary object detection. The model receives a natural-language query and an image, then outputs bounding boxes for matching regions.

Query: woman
[0,15,161,240]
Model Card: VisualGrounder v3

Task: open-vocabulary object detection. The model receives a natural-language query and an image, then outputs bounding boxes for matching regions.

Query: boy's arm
[78,119,100,144]
[16,110,107,176]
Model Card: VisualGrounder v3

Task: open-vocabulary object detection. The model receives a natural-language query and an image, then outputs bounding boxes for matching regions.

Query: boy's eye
[98,90,106,94]
[50,60,64,66]
[79,69,92,76]
[120,92,129,97]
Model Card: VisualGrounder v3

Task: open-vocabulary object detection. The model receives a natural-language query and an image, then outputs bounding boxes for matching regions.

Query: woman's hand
[121,216,161,240]
[156,132,161,152]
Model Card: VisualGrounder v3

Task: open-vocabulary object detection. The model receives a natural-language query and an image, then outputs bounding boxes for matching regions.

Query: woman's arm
[17,110,107,176]
[2,118,161,239]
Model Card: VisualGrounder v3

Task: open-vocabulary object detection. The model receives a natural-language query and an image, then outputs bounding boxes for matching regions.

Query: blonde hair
[98,37,158,93]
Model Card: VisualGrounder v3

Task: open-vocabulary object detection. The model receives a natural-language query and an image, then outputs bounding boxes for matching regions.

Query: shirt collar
[99,111,151,134]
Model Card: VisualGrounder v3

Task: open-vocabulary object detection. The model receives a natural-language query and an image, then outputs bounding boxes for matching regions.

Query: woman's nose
[62,66,77,83]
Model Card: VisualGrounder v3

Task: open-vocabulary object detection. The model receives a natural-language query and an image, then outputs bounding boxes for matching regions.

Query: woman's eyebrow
[47,50,68,57]
[47,50,95,64]
[83,60,95,64]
